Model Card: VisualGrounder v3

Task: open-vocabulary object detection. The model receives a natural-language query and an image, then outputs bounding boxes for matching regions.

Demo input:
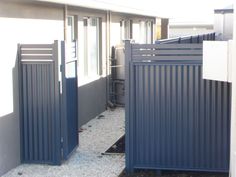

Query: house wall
[230,3,236,177]
[0,1,64,175]
[110,12,156,45]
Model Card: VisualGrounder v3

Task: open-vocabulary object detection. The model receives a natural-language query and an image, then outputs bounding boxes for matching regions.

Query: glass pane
[146,21,152,44]
[120,20,125,40]
[87,18,99,76]
[139,21,146,43]
[67,16,74,42]
[121,20,131,41]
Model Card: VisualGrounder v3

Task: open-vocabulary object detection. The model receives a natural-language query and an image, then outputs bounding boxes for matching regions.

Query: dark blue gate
[61,41,78,159]
[125,41,231,172]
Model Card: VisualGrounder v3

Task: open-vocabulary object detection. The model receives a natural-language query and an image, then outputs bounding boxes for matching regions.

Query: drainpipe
[64,5,68,41]
[106,10,111,108]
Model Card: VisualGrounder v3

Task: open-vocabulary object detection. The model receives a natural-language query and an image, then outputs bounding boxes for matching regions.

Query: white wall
[230,3,236,177]
[0,2,64,175]
[203,41,233,82]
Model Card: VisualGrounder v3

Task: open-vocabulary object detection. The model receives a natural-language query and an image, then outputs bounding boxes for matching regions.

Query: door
[61,40,78,159]
[60,16,79,159]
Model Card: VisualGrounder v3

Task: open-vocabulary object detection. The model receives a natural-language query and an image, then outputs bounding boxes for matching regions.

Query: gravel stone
[3,108,125,177]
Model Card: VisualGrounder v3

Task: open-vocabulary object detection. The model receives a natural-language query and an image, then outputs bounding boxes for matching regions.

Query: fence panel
[19,42,61,165]
[125,41,231,172]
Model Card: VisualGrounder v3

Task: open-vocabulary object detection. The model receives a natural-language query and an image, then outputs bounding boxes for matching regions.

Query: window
[83,17,101,77]
[120,20,132,41]
[139,20,153,43]
[66,16,77,78]
[67,16,75,42]
[146,21,153,44]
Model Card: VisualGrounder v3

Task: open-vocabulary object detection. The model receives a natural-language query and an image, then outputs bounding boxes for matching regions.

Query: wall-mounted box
[203,40,232,82]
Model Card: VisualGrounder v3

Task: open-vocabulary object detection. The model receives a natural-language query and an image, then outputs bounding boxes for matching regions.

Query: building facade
[0,0,168,175]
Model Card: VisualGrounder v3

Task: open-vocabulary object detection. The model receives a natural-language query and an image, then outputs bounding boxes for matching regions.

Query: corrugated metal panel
[125,41,231,172]
[19,42,61,165]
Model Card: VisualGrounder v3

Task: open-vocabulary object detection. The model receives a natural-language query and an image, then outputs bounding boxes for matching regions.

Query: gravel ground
[3,108,125,177]
[119,170,228,177]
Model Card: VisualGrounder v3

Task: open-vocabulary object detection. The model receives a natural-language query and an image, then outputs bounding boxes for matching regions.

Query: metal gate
[125,41,231,172]
[18,41,78,164]
[61,41,78,159]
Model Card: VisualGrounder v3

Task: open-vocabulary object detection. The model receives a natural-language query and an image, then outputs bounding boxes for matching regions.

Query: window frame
[120,19,133,41]
[139,20,154,44]
[83,17,102,77]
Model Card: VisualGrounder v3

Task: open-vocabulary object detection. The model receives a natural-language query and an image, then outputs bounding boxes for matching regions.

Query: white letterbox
[203,40,233,82]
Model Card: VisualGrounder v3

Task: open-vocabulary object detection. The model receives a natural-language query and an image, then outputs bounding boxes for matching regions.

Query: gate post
[125,40,134,173]
[52,40,62,165]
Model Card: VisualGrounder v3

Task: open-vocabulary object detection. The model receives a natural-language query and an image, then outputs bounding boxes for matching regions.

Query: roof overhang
[36,0,168,18]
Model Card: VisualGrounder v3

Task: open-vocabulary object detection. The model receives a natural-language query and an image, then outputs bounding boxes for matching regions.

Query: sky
[93,0,234,24]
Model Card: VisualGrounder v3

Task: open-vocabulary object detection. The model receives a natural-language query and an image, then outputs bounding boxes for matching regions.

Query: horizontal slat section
[21,50,53,55]
[131,44,203,62]
[133,60,202,65]
[132,50,202,55]
[132,44,202,49]
[21,55,53,60]
[20,43,54,62]
[132,55,202,61]
[21,60,54,64]
[20,44,53,49]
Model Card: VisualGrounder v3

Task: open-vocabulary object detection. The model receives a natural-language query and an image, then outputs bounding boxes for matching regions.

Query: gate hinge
[60,137,64,158]
[60,137,64,149]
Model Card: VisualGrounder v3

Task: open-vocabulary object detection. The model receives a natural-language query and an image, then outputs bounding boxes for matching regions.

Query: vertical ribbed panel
[22,63,55,163]
[132,63,231,172]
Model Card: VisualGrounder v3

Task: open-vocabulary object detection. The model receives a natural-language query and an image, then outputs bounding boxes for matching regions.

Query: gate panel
[125,41,231,172]
[19,43,61,165]
[61,41,78,159]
